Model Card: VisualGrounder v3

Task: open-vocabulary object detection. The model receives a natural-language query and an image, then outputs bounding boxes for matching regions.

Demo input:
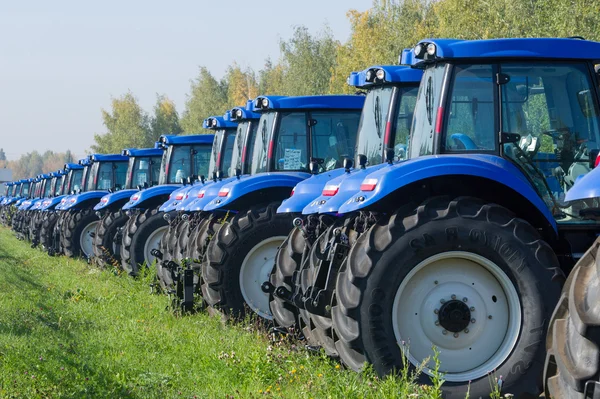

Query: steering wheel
[450,133,478,150]
[542,128,571,140]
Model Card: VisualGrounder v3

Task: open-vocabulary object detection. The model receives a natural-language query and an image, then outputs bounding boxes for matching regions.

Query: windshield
[273,110,360,172]
[393,86,420,160]
[355,87,394,166]
[230,122,249,176]
[161,144,213,184]
[207,131,224,178]
[68,169,84,193]
[57,175,66,196]
[250,113,276,175]
[127,156,160,189]
[221,129,236,178]
[86,163,98,192]
[43,179,53,197]
[22,183,31,197]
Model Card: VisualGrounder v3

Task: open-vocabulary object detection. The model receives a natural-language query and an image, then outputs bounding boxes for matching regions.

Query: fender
[337,154,557,233]
[94,189,139,211]
[302,163,390,215]
[122,184,180,210]
[565,164,600,201]
[277,169,347,213]
[160,184,200,212]
[62,191,109,211]
[203,172,310,212]
[185,177,244,211]
[40,195,66,211]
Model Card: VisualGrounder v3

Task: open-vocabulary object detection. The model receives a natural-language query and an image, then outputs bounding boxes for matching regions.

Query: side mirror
[590,149,600,169]
[187,176,193,185]
[216,170,222,180]
[199,175,206,184]
[143,182,148,189]
[342,157,353,172]
[357,154,368,169]
[308,160,319,175]
[235,168,242,179]
[212,172,217,182]
[181,177,187,186]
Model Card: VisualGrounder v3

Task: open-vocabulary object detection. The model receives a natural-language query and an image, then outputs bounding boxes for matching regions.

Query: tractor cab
[40,163,83,211]
[122,134,214,211]
[31,171,64,211]
[159,112,238,213]
[94,145,163,213]
[295,64,422,216]
[61,153,128,211]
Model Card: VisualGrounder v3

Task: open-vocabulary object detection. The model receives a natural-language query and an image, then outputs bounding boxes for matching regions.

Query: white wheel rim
[239,236,286,320]
[79,220,99,258]
[144,226,168,266]
[392,251,521,382]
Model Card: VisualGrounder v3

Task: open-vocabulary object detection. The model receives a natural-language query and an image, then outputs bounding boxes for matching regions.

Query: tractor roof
[414,38,600,63]
[252,95,365,112]
[64,162,83,171]
[121,147,164,157]
[158,134,215,146]
[78,157,92,166]
[203,111,238,129]
[88,154,129,162]
[231,100,261,122]
[348,65,423,88]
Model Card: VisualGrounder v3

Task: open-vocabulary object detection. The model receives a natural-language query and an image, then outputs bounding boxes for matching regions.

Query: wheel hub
[438,299,471,332]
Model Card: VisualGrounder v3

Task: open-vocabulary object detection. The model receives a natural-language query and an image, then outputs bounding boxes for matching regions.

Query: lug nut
[462,297,468,302]
[434,280,438,285]
[434,309,439,314]
[435,320,440,326]
[440,299,446,304]
[451,294,456,300]
[464,328,469,333]
[471,318,476,323]
[442,330,447,335]
[470,307,475,312]
[488,315,493,320]
[453,333,459,338]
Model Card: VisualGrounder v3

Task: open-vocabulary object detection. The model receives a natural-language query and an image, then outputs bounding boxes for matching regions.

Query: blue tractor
[29,170,65,246]
[542,157,600,397]
[38,162,84,252]
[299,38,600,398]
[119,133,214,275]
[11,178,36,235]
[199,94,364,320]
[91,145,164,268]
[26,171,62,243]
[1,180,30,226]
[56,153,129,259]
[267,63,422,355]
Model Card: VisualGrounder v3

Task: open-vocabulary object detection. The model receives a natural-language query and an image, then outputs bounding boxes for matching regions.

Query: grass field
[0,226,453,399]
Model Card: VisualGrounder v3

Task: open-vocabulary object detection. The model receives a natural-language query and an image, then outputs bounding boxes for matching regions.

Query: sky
[0,0,372,161]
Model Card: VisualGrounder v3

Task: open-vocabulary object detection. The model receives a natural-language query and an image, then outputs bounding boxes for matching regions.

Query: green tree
[180,67,228,134]
[258,59,285,95]
[278,26,339,96]
[224,63,259,108]
[151,94,182,139]
[64,150,74,164]
[91,92,152,154]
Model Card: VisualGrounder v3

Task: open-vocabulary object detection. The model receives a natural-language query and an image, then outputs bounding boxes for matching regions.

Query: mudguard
[160,184,199,212]
[94,189,138,211]
[302,163,390,215]
[565,165,600,201]
[185,178,239,211]
[62,191,108,211]
[203,172,310,212]
[337,154,557,233]
[122,184,180,210]
[277,169,347,213]
[40,195,66,211]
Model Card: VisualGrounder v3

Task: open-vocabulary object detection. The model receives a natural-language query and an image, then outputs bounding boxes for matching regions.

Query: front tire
[203,202,293,320]
[544,239,600,398]
[61,209,99,259]
[120,207,168,276]
[336,196,563,398]
[92,209,129,268]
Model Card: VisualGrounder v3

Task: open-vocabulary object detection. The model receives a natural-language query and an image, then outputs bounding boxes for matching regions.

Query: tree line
[7,0,600,178]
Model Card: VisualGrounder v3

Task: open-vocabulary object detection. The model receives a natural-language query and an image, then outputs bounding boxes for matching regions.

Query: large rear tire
[120,206,168,276]
[203,202,293,320]
[336,196,563,398]
[39,211,59,251]
[544,238,600,398]
[92,209,128,268]
[61,209,99,259]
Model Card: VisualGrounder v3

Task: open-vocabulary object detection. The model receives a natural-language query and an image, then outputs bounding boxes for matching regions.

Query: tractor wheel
[544,238,600,398]
[92,209,128,268]
[61,209,99,259]
[50,211,72,256]
[39,211,59,251]
[155,213,186,293]
[120,206,168,276]
[203,202,293,320]
[269,227,306,328]
[28,211,41,244]
[336,196,563,398]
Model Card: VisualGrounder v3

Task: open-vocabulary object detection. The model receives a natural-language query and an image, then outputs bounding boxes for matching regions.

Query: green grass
[0,226,441,399]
